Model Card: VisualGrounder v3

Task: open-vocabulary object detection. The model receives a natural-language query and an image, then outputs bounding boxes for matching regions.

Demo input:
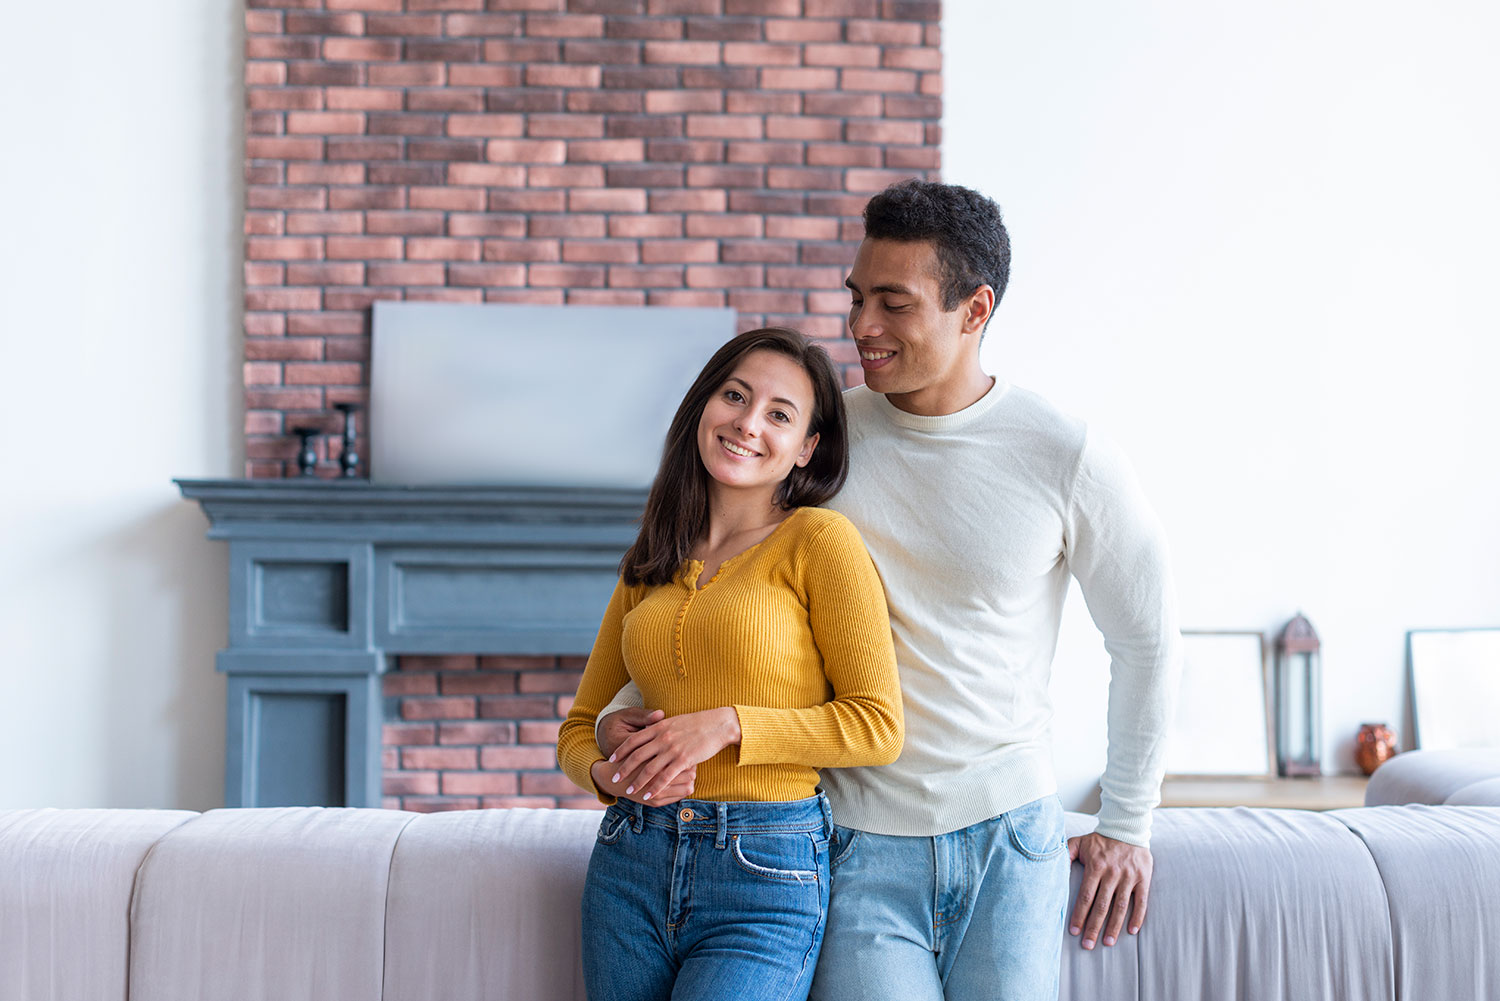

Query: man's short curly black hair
[862,179,1010,314]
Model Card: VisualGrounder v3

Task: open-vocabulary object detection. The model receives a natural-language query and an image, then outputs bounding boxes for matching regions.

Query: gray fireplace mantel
[177,478,645,809]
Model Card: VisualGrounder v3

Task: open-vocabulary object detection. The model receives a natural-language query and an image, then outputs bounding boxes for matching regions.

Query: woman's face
[696,349,820,500]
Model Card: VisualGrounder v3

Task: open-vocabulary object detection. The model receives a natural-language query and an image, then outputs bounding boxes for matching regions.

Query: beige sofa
[4,749,1499,1001]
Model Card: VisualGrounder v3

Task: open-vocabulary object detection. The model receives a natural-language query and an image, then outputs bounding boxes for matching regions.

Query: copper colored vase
[1355,723,1398,775]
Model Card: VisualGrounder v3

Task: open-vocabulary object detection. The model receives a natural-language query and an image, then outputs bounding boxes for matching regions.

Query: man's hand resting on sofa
[1067,832,1153,950]
[595,707,697,806]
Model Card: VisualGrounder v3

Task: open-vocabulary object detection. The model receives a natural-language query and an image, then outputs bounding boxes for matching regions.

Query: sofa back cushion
[383,807,599,1001]
[128,807,414,1001]
[0,809,198,1001]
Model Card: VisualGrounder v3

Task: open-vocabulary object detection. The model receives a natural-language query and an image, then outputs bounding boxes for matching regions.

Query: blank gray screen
[370,301,736,487]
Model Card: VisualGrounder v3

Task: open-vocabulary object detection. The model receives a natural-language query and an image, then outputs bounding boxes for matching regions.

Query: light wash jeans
[581,794,833,1001]
[809,795,1070,1001]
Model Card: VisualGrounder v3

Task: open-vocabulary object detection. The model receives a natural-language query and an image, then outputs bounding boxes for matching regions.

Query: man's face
[845,238,978,412]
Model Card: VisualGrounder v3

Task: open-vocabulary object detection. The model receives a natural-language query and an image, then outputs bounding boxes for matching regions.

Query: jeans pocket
[731,832,822,884]
[829,824,861,869]
[596,807,630,846]
[1004,796,1067,861]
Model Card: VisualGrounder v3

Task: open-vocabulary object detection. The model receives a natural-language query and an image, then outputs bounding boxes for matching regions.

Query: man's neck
[883,371,996,417]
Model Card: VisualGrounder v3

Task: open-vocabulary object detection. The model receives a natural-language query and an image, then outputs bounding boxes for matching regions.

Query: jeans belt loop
[627,798,644,835]
[818,791,834,839]
[715,802,728,849]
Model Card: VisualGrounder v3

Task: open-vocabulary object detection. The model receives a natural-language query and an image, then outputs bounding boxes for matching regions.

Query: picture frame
[1165,630,1276,778]
[1407,627,1500,750]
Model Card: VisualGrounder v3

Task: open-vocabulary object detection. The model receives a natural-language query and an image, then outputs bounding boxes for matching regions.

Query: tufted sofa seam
[378,810,422,1001]
[1327,808,1403,1001]
[123,810,202,1001]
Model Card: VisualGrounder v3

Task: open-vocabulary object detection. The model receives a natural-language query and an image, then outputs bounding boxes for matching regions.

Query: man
[599,179,1179,1001]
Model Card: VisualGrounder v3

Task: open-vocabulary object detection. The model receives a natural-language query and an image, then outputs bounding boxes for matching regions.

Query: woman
[556,327,903,1001]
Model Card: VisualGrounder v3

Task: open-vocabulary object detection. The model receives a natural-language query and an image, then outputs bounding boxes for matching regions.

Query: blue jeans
[809,795,1070,1001]
[581,794,833,1001]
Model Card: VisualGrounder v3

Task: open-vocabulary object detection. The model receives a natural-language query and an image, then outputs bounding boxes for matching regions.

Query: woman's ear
[795,431,820,468]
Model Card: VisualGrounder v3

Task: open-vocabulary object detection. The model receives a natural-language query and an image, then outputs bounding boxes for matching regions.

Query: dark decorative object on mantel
[292,426,320,477]
[335,403,361,479]
[1275,612,1323,777]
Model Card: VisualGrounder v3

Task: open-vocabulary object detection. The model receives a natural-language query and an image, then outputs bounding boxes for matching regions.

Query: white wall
[0,1,241,808]
[946,1,1500,808]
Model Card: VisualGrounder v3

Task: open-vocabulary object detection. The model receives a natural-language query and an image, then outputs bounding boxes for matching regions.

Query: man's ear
[961,285,996,335]
[795,431,820,468]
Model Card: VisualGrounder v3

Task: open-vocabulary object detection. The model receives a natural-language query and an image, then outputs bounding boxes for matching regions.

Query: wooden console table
[1160,775,1370,810]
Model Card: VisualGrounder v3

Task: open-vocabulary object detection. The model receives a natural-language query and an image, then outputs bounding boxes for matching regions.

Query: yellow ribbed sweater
[557,506,903,804]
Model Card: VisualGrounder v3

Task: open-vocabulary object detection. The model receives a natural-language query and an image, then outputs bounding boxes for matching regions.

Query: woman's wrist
[715,706,743,748]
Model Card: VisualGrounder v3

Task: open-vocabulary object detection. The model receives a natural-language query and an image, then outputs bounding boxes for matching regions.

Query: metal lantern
[1275,612,1322,777]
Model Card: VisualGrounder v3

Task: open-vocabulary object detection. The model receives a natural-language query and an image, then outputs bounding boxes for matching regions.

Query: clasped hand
[592,706,741,806]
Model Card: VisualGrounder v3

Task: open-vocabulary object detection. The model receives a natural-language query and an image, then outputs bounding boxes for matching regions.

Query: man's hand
[1067,832,1153,950]
[589,758,696,807]
[597,706,664,759]
[607,708,741,802]
[594,707,696,805]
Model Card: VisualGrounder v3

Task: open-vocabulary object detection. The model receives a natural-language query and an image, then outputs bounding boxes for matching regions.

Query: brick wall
[382,654,594,810]
[244,0,941,478]
[243,0,942,810]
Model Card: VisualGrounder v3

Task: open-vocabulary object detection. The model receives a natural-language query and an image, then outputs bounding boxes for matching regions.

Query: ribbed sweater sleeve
[734,516,904,769]
[555,579,640,802]
[1065,430,1181,846]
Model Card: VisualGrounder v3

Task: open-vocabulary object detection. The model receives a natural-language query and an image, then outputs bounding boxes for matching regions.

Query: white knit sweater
[819,382,1179,845]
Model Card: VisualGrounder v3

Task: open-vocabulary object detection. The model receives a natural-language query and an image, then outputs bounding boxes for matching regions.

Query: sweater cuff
[731,704,778,767]
[1091,804,1153,848]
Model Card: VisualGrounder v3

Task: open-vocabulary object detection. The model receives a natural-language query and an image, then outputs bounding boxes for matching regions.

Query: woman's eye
[770,410,790,423]
[725,389,744,403]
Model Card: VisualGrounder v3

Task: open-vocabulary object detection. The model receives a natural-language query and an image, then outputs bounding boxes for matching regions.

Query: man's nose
[849,305,879,339]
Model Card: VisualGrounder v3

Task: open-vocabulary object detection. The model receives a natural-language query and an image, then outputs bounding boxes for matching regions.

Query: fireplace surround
[178,478,643,808]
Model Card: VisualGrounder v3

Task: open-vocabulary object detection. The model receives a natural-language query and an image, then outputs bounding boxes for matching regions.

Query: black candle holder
[291,426,320,477]
[335,403,361,478]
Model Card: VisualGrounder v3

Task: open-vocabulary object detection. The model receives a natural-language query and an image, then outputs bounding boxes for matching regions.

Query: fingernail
[611,773,621,783]
[624,786,634,795]
[1129,926,1140,935]
[1103,936,1116,946]
[608,754,616,763]
[642,792,652,801]
[1070,926,1080,935]
[1083,939,1095,950]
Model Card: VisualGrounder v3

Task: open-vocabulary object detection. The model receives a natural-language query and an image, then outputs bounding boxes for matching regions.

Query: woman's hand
[590,758,697,807]
[606,708,742,802]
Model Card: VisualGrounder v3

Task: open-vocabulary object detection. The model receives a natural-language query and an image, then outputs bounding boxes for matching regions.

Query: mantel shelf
[176,478,648,544]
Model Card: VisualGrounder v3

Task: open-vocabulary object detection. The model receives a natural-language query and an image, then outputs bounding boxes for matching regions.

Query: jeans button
[679,808,695,822]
